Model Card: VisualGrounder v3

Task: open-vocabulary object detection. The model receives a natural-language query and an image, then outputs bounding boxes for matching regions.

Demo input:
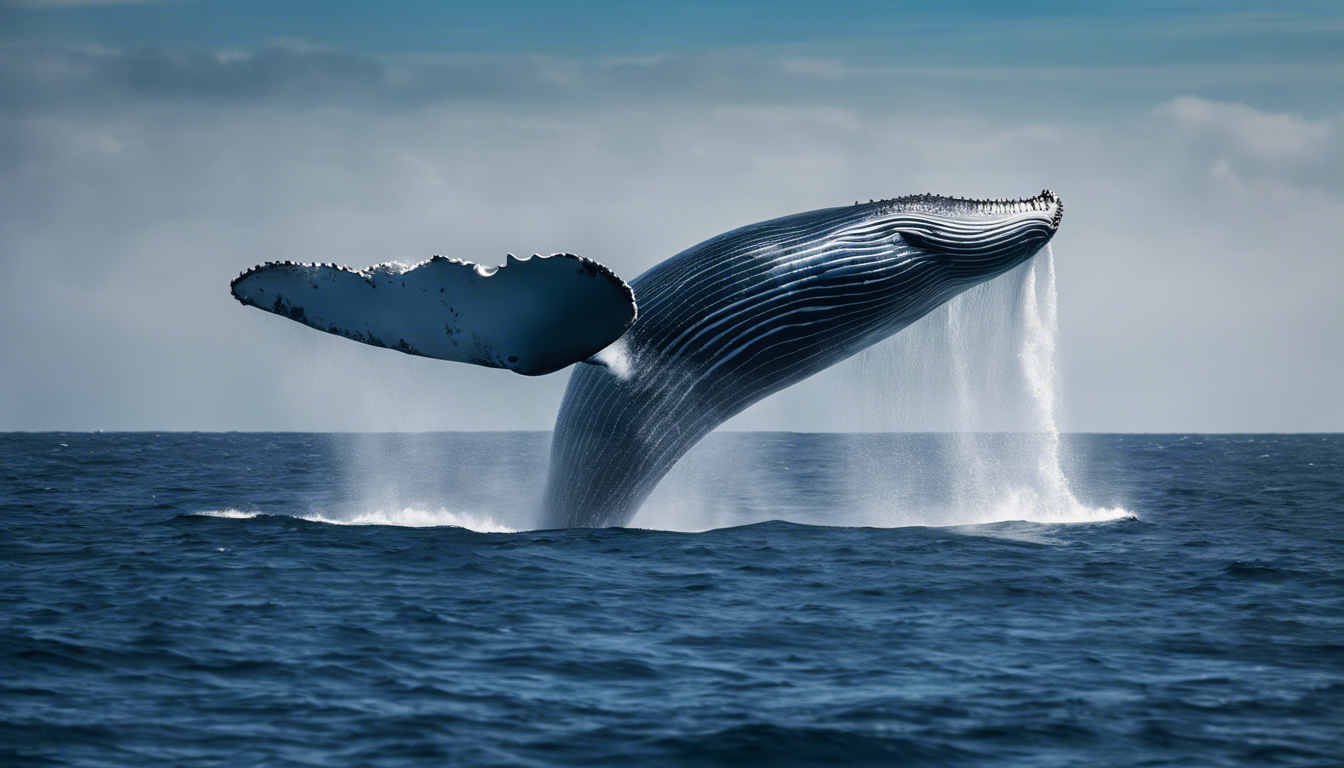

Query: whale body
[231,190,1062,529]
[542,192,1062,528]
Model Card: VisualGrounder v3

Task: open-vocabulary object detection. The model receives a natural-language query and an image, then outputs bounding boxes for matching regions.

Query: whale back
[542,193,1061,528]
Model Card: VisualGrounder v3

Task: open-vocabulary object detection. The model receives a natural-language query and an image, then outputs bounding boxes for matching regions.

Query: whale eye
[896,230,935,250]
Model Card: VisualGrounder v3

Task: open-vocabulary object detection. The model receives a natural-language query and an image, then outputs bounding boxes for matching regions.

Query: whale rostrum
[231,190,1063,528]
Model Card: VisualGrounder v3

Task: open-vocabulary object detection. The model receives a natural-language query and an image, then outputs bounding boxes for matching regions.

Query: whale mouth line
[873,189,1063,231]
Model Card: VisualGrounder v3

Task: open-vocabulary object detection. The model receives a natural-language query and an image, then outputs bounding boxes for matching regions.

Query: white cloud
[1144,95,1343,199]
[1157,95,1331,158]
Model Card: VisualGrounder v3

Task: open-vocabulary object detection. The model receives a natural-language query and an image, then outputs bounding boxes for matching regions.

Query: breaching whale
[231,191,1062,528]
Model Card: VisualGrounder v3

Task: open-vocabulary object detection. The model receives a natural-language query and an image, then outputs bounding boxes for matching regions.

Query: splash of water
[849,246,1128,526]
[1016,247,1089,520]
[968,245,1128,524]
[591,335,634,381]
[946,283,991,514]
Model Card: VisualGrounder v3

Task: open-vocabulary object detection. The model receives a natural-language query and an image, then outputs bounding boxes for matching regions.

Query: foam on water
[300,507,517,532]
[195,509,264,519]
[195,507,516,533]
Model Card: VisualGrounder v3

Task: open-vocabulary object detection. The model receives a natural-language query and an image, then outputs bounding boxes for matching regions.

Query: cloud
[1157,95,1331,157]
[0,43,389,105]
[0,44,730,106]
[1146,95,1342,195]
[0,44,1340,431]
[11,41,1343,119]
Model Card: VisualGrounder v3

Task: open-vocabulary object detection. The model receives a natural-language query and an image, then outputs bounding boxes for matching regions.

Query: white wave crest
[195,509,264,519]
[193,507,516,533]
[298,507,516,533]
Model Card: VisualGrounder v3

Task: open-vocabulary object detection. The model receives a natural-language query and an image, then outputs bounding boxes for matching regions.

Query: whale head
[878,189,1063,287]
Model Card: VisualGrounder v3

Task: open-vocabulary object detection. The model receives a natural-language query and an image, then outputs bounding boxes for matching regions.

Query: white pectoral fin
[230,253,637,375]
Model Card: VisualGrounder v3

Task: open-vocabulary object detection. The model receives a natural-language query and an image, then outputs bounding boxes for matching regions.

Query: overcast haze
[1,1,1341,432]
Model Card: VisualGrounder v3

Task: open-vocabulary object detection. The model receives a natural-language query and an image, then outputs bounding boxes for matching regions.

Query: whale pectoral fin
[230,253,637,376]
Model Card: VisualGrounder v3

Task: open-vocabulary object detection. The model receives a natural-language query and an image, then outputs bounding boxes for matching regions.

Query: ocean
[2,431,1341,766]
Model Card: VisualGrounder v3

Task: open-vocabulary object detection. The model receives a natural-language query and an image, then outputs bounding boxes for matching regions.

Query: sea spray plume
[869,248,1128,528]
[229,190,1063,528]
[1015,246,1100,521]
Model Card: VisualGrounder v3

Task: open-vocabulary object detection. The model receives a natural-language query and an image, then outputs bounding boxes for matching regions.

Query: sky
[1,1,1341,432]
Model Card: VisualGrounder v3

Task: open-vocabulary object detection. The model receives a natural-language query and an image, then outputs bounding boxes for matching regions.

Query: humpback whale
[231,191,1063,528]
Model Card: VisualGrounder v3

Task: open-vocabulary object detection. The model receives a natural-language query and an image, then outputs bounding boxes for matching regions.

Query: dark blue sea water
[3,432,1342,766]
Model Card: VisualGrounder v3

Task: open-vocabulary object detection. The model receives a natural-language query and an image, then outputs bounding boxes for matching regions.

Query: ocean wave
[194,509,264,520]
